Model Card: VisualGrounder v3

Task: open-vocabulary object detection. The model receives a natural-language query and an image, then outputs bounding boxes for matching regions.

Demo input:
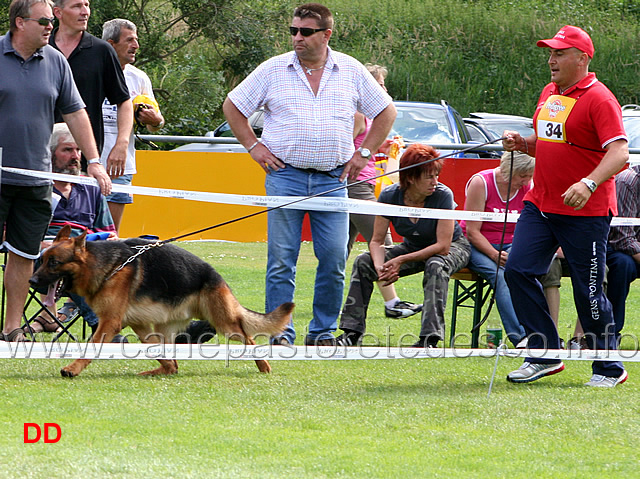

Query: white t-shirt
[100,64,156,175]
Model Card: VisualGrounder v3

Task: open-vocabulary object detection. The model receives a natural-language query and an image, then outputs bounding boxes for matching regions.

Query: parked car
[622,104,640,166]
[464,112,534,158]
[173,100,478,156]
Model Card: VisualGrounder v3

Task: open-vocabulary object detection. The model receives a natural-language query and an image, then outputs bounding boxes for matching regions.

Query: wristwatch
[580,178,597,193]
[357,147,371,159]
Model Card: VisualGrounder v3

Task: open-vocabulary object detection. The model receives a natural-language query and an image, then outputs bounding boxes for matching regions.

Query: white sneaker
[515,337,528,349]
[385,300,423,318]
[585,370,628,388]
[507,361,565,383]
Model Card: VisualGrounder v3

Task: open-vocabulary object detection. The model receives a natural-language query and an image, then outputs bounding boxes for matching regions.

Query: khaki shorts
[539,257,562,289]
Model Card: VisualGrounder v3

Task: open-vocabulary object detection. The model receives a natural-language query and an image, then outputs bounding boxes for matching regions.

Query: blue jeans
[606,247,640,337]
[68,293,99,328]
[265,165,348,342]
[505,202,623,377]
[467,243,525,345]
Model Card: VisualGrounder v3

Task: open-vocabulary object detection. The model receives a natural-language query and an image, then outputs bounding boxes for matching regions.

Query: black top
[379,182,462,250]
[50,30,129,154]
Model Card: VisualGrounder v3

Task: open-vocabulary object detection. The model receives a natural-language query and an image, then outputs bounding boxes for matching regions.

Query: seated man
[606,164,640,341]
[336,143,471,347]
[26,123,125,342]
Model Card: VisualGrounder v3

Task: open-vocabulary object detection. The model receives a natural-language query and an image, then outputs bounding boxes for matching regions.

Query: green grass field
[1,241,638,478]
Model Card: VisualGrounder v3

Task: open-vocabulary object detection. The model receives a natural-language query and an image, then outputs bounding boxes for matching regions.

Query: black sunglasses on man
[289,27,327,37]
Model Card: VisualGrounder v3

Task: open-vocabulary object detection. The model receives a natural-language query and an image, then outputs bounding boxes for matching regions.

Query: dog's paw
[255,359,272,373]
[60,368,76,378]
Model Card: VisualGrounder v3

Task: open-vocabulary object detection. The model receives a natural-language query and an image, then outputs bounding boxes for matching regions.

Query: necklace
[300,58,327,76]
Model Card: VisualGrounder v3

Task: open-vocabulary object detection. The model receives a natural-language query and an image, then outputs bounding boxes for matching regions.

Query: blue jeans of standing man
[467,243,525,346]
[265,165,348,343]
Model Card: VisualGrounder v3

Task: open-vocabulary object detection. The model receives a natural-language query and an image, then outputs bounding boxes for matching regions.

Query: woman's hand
[376,257,402,285]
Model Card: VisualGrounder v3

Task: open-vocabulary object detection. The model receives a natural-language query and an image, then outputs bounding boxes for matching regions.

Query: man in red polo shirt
[502,25,629,387]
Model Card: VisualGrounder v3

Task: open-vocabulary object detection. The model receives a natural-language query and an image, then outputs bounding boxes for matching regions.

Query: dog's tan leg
[243,336,271,374]
[61,318,122,378]
[133,326,178,376]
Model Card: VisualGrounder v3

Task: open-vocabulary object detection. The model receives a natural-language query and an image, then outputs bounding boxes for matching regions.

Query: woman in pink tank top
[461,152,534,347]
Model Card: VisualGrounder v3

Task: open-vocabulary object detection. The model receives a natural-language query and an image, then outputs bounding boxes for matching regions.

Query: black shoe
[89,324,129,343]
[304,335,336,346]
[411,336,439,348]
[175,320,217,344]
[385,300,423,318]
[335,330,362,346]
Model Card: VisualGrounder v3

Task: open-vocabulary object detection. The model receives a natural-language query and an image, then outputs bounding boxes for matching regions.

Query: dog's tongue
[43,280,59,307]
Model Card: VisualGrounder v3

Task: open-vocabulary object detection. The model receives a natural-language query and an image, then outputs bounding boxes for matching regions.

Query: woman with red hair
[337,143,470,347]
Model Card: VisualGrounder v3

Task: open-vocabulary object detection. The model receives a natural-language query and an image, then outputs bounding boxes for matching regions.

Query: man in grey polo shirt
[0,0,110,342]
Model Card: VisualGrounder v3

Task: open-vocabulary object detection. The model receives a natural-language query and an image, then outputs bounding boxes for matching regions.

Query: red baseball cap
[536,25,594,58]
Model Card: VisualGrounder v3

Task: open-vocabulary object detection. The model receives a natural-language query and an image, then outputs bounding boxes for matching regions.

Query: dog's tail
[239,302,295,338]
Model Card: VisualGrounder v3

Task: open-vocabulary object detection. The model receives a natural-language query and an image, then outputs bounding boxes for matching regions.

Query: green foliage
[327,0,640,115]
[145,46,227,140]
[2,0,640,132]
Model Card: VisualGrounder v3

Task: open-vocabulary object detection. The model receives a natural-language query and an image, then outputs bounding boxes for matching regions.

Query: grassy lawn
[1,241,638,478]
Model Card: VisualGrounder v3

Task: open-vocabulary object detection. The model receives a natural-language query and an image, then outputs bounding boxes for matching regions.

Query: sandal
[24,315,62,334]
[1,328,30,342]
[57,301,79,323]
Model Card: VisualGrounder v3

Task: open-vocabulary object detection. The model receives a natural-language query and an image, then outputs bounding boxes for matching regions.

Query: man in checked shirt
[606,164,640,342]
[223,3,396,346]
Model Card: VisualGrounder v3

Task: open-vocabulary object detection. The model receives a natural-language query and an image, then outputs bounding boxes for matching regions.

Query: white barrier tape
[4,166,640,225]
[0,342,638,362]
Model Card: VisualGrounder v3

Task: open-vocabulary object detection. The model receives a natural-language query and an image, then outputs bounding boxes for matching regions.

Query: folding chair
[0,246,86,342]
[21,289,86,342]
[449,267,492,348]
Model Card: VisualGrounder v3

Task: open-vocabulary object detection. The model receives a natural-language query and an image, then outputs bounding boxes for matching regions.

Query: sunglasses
[289,27,327,37]
[23,16,56,26]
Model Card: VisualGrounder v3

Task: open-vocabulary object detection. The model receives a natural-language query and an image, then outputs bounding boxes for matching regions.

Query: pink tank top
[460,169,531,244]
[354,117,376,185]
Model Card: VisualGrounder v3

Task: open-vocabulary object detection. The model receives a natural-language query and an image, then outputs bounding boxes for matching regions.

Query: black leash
[159,137,506,244]
[104,137,507,283]
[470,150,515,336]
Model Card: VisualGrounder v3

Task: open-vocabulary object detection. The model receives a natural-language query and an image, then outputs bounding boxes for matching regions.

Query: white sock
[385,298,400,308]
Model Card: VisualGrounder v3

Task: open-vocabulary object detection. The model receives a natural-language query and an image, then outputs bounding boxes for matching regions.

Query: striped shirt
[609,165,640,255]
[227,48,392,171]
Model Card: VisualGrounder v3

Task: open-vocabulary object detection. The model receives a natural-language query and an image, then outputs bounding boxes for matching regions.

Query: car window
[452,110,470,143]
[213,110,264,138]
[465,123,487,142]
[623,117,640,149]
[484,121,534,140]
[391,106,454,143]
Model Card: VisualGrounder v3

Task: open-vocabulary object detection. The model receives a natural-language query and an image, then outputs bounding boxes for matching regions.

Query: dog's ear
[73,229,87,251]
[54,224,73,242]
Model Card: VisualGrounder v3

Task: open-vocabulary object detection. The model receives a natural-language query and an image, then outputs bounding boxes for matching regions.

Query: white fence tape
[0,342,638,362]
[4,166,640,225]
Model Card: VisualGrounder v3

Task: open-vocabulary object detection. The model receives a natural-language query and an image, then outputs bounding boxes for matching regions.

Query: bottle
[486,317,503,349]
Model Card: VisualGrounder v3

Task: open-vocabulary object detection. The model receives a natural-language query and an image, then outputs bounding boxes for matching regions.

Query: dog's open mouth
[42,278,68,307]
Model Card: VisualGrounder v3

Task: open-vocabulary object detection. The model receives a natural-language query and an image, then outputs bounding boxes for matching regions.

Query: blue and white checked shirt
[227,48,392,171]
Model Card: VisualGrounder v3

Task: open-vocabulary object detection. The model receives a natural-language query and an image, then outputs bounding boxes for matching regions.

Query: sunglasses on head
[23,17,56,26]
[289,26,327,37]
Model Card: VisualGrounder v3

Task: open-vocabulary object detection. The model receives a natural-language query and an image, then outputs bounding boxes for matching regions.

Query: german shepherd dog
[30,224,294,377]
